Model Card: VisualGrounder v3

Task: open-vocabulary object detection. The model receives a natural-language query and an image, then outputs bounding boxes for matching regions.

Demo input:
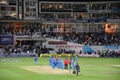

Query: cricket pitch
[20,66,71,74]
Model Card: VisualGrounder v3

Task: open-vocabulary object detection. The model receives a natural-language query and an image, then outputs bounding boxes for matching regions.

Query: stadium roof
[39,0,120,2]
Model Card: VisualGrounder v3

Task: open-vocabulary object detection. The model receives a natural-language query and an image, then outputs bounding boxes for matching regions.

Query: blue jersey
[49,57,53,66]
[71,59,75,71]
[58,59,64,69]
[34,55,38,63]
[51,58,56,68]
[76,55,78,63]
[34,55,38,60]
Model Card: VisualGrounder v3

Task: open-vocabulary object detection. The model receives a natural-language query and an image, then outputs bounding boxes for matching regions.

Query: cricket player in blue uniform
[76,55,78,63]
[51,57,56,68]
[34,54,38,64]
[58,59,64,69]
[71,58,75,71]
[49,56,53,66]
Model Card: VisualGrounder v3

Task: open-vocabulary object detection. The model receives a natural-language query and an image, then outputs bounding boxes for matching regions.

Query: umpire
[75,63,80,76]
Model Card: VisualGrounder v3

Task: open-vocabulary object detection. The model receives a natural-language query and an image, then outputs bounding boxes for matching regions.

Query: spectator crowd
[0,24,120,58]
[43,32,120,46]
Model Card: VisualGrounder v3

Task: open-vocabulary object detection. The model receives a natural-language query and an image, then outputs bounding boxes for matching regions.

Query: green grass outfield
[0,57,120,80]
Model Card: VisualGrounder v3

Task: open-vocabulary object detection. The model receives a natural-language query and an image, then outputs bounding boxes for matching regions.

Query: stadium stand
[0,0,120,57]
